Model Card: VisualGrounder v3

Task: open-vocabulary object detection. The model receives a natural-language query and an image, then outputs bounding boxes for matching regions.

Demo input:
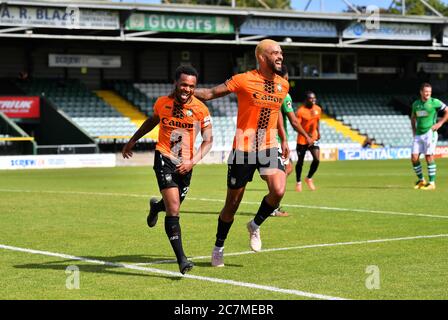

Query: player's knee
[165,201,181,215]
[270,185,285,201]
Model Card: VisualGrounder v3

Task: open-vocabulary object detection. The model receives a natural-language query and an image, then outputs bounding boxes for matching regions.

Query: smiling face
[264,44,283,74]
[174,73,197,104]
[256,40,283,75]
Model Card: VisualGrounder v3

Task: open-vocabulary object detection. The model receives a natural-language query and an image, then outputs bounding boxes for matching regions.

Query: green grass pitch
[1,159,447,300]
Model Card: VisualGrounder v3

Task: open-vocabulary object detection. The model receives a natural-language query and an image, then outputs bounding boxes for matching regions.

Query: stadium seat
[319,93,415,147]
[16,78,139,143]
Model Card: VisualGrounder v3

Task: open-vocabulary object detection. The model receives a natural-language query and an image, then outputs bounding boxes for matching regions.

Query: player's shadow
[182,210,255,217]
[244,188,269,192]
[190,261,243,268]
[13,254,183,281]
[14,254,243,279]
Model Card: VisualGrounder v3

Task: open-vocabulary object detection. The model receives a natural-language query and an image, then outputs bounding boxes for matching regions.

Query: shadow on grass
[14,254,179,280]
[181,210,255,217]
[14,254,243,280]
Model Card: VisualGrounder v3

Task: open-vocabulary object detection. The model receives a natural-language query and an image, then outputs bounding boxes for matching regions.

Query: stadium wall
[39,98,97,147]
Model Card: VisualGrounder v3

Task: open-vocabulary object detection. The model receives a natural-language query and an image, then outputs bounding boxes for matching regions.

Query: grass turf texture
[1,159,447,300]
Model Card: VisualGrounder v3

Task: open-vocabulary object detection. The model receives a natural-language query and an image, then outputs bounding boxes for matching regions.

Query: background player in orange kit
[122,65,213,274]
[194,39,290,267]
[295,91,321,192]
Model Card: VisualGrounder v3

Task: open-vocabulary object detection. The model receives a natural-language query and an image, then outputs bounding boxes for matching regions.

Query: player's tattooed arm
[194,83,231,101]
[122,115,160,159]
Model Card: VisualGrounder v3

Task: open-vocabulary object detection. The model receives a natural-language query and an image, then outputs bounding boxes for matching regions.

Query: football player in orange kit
[122,65,213,275]
[194,39,290,267]
[295,91,321,192]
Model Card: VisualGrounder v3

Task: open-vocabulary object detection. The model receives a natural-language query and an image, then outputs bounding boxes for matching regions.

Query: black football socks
[215,216,234,248]
[307,159,320,179]
[164,216,187,264]
[154,199,166,213]
[253,196,277,227]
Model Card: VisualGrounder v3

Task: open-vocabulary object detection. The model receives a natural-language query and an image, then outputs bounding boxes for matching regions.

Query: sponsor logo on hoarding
[338,147,411,160]
[435,146,448,158]
[0,155,115,170]
[10,159,45,168]
[0,5,119,30]
[240,18,337,38]
[126,14,233,34]
[0,97,40,118]
[343,22,431,41]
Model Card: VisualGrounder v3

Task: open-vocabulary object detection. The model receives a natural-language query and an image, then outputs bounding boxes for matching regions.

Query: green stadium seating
[16,79,146,143]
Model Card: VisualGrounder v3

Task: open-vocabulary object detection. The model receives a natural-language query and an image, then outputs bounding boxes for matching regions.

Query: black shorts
[227,148,285,189]
[153,150,192,194]
[296,143,320,157]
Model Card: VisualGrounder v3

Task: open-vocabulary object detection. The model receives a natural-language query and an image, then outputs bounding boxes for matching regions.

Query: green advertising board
[126,13,234,34]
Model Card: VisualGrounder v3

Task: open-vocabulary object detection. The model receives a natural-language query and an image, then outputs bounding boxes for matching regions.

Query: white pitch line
[0,243,346,300]
[1,188,447,220]
[135,233,448,266]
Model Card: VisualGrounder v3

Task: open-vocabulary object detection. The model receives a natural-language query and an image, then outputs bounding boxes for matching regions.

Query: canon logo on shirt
[252,92,283,103]
[161,118,193,129]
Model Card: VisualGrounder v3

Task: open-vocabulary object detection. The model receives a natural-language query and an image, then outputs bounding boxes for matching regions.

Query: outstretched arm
[286,111,313,145]
[122,115,160,159]
[194,83,231,101]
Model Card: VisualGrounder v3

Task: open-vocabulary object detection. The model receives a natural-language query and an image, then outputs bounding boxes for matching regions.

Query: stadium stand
[391,94,448,146]
[133,82,238,117]
[15,79,143,143]
[128,82,359,147]
[0,134,11,147]
[110,80,156,117]
[320,93,414,147]
[11,79,445,150]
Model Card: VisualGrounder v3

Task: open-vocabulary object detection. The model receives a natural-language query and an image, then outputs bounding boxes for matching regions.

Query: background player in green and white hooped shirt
[271,65,313,216]
[411,82,448,190]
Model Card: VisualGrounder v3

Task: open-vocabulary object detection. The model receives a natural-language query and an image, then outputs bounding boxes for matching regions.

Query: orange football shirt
[153,95,211,161]
[296,104,321,145]
[225,70,289,152]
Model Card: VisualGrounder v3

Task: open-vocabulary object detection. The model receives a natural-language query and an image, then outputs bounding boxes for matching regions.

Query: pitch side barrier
[199,146,448,164]
[338,146,448,160]
[0,154,116,170]
[0,111,37,155]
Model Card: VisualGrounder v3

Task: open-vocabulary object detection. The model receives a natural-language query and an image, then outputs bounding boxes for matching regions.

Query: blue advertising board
[240,18,337,38]
[338,147,412,161]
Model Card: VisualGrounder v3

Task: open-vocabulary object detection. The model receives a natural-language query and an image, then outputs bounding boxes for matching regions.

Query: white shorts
[412,130,438,155]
